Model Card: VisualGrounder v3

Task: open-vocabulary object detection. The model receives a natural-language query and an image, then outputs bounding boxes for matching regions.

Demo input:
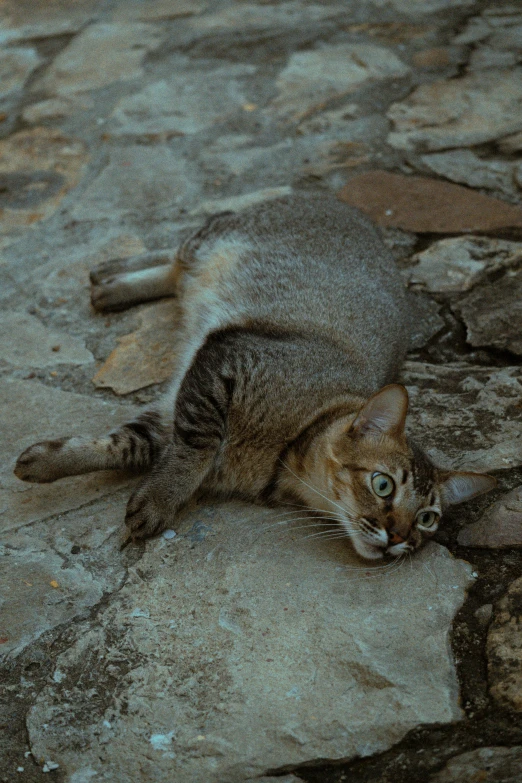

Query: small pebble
[162,529,177,540]
[17,768,24,773]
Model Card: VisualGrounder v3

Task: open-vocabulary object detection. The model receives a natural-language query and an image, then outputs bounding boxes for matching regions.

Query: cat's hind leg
[14,409,169,483]
[90,250,181,312]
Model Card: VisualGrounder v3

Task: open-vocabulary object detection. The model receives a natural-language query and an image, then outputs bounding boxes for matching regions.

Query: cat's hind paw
[14,439,68,483]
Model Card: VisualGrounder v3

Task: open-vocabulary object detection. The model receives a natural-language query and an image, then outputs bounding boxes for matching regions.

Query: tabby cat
[15,193,496,560]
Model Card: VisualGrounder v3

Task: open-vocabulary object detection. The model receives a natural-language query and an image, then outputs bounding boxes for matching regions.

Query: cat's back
[179,191,410,389]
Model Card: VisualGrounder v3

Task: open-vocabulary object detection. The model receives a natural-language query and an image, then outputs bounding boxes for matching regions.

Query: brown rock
[487,577,522,711]
[454,268,522,355]
[429,747,522,783]
[458,486,522,548]
[337,171,522,233]
[92,300,179,395]
[412,47,451,68]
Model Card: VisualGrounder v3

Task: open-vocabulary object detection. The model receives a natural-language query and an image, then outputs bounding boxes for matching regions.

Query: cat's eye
[371,472,395,498]
[416,510,439,529]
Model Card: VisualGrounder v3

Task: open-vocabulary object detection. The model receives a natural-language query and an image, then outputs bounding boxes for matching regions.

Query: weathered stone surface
[458,486,522,549]
[0,378,136,535]
[406,236,522,294]
[421,150,517,198]
[487,577,522,711]
[429,747,522,783]
[272,44,410,121]
[33,23,164,96]
[0,0,103,42]
[338,171,522,233]
[454,269,522,355]
[71,146,196,221]
[0,47,41,99]
[26,503,473,781]
[0,312,93,368]
[0,491,128,657]
[22,95,94,124]
[499,130,522,153]
[0,128,88,243]
[188,2,343,34]
[110,63,256,138]
[93,300,179,395]
[114,0,207,21]
[387,70,522,151]
[402,361,522,472]
[372,0,474,12]
[190,186,292,216]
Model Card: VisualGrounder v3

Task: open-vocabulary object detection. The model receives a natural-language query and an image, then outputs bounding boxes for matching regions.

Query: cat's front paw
[124,481,170,539]
[14,440,68,483]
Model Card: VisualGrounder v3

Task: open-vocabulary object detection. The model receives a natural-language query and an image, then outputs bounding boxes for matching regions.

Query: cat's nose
[388,529,404,545]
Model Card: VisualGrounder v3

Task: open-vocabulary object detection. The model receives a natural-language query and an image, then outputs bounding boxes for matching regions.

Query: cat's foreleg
[124,350,230,538]
[90,250,180,312]
[14,409,169,483]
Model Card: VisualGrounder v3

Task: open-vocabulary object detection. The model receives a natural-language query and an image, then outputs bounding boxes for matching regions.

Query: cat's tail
[14,408,169,483]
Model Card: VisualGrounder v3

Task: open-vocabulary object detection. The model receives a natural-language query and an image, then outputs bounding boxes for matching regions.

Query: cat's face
[327,385,496,561]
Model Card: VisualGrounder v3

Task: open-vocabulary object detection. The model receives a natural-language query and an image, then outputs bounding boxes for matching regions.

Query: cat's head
[327,385,496,560]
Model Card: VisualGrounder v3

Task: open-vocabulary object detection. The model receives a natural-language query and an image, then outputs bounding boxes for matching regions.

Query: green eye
[371,472,395,498]
[417,510,439,529]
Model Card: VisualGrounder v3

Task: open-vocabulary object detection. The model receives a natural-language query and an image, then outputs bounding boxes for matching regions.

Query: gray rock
[272,43,410,121]
[458,486,522,548]
[498,130,522,153]
[0,312,93,368]
[474,604,493,627]
[487,577,522,711]
[407,293,445,350]
[33,23,164,96]
[421,150,517,198]
[71,146,197,221]
[113,0,207,21]
[0,377,136,535]
[454,268,522,356]
[429,747,522,783]
[401,361,522,472]
[22,95,94,124]
[187,2,344,34]
[0,47,41,100]
[406,236,522,294]
[372,0,474,13]
[387,69,522,151]
[110,63,257,138]
[0,0,102,43]
[26,502,473,781]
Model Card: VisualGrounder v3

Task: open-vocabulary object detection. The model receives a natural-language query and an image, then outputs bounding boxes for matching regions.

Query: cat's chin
[349,535,385,561]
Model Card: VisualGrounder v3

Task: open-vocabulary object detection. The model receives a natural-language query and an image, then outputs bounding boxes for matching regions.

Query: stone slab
[0,47,41,100]
[0,128,88,243]
[401,361,522,472]
[0,311,93,368]
[487,577,522,711]
[271,43,409,121]
[0,377,136,535]
[33,23,164,97]
[187,2,344,34]
[70,146,196,221]
[113,0,207,21]
[0,491,128,658]
[337,171,522,233]
[110,63,257,138]
[406,236,522,294]
[0,0,103,43]
[421,150,517,198]
[429,747,522,783]
[190,187,292,216]
[387,69,522,151]
[93,300,179,395]
[26,501,473,781]
[22,95,95,124]
[454,268,522,356]
[458,485,522,549]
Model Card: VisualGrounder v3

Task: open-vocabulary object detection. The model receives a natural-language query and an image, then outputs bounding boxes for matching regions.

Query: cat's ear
[350,384,408,438]
[438,471,497,507]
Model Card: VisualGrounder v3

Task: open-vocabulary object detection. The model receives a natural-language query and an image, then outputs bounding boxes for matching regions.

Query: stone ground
[1,0,522,781]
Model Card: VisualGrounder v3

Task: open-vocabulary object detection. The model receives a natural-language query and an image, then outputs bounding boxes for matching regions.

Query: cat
[14,192,496,560]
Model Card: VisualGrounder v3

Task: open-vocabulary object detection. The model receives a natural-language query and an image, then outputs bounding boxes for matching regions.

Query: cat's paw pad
[125,485,168,539]
[14,440,67,483]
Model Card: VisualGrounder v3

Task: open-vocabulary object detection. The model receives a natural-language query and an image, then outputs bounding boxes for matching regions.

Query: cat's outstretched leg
[90,250,180,312]
[14,409,169,483]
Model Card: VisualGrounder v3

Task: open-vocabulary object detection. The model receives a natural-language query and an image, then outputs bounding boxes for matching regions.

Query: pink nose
[388,530,404,545]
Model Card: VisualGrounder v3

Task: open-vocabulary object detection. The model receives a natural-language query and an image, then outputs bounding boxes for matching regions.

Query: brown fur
[14,193,496,560]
